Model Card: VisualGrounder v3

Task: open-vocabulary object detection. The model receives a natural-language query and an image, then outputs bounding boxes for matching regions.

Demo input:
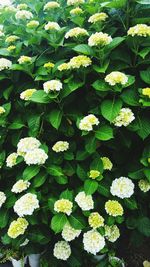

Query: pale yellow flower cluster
[58,55,92,71]
[105,200,124,217]
[43,80,63,93]
[54,199,73,215]
[101,157,113,171]
[67,0,85,6]
[88,13,108,24]
[44,62,55,69]
[65,27,89,39]
[70,7,83,15]
[17,4,28,10]
[113,108,135,127]
[7,45,16,52]
[79,114,99,131]
[0,106,5,115]
[6,152,18,167]
[75,191,94,211]
[18,55,32,64]
[142,87,150,98]
[111,177,134,199]
[15,10,33,20]
[105,71,128,86]
[128,24,150,37]
[52,141,69,153]
[11,180,30,193]
[88,32,112,47]
[14,193,39,217]
[53,241,71,260]
[62,223,81,241]
[83,230,105,255]
[44,22,60,31]
[8,218,28,239]
[105,225,120,242]
[27,20,39,28]
[138,179,150,193]
[89,170,100,179]
[88,212,104,228]
[5,35,19,43]
[44,1,60,11]
[20,89,37,101]
[0,58,12,71]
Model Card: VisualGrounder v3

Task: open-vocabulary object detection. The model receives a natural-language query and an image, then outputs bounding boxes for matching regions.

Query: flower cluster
[5,35,19,43]
[6,152,18,167]
[53,241,71,260]
[54,199,73,215]
[105,200,124,217]
[15,10,33,20]
[88,212,104,228]
[142,87,150,98]
[0,58,12,71]
[24,148,48,165]
[68,55,92,69]
[11,180,30,193]
[67,0,85,6]
[62,223,81,241]
[75,191,94,210]
[52,141,69,152]
[8,218,28,239]
[14,193,39,217]
[138,179,150,193]
[113,108,135,127]
[111,177,135,199]
[105,225,120,242]
[43,80,63,93]
[44,22,60,31]
[17,137,41,156]
[88,13,108,24]
[44,62,55,69]
[0,106,6,115]
[79,114,99,131]
[0,192,6,208]
[20,89,37,100]
[105,71,128,86]
[83,230,105,255]
[88,32,112,47]
[89,170,100,179]
[44,1,60,10]
[127,24,150,37]
[65,27,89,39]
[18,56,32,64]
[27,20,39,28]
[101,157,113,171]
[17,4,28,10]
[70,7,83,15]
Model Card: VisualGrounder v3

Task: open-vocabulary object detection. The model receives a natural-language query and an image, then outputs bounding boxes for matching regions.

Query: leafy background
[0,0,150,266]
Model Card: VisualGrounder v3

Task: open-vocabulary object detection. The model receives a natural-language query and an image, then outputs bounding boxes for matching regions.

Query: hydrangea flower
[65,27,89,39]
[0,106,6,115]
[75,191,94,210]
[62,223,81,241]
[105,200,124,217]
[11,180,30,193]
[138,179,150,193]
[52,141,69,152]
[88,13,108,24]
[43,80,63,93]
[127,24,150,37]
[83,230,105,255]
[88,212,104,228]
[113,108,135,127]
[14,193,39,217]
[105,225,120,242]
[88,32,112,47]
[53,241,71,260]
[105,71,128,86]
[6,152,18,167]
[110,177,135,199]
[0,58,12,71]
[8,218,28,239]
[0,192,6,208]
[54,199,73,215]
[20,89,37,100]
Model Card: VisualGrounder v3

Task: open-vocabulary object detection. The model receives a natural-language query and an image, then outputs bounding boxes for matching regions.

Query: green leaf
[122,75,135,88]
[140,68,150,84]
[27,114,41,137]
[77,164,87,181]
[69,215,86,230]
[47,165,63,176]
[139,47,150,59]
[60,189,73,201]
[61,79,84,98]
[136,0,150,4]
[97,184,110,197]
[33,172,47,188]
[128,168,144,180]
[121,88,139,106]
[137,217,150,237]
[30,90,51,103]
[73,44,93,55]
[47,109,62,129]
[84,179,98,195]
[0,209,9,229]
[9,118,25,129]
[92,80,111,92]
[100,99,122,122]
[51,214,68,233]
[93,60,110,73]
[104,37,125,52]
[95,125,113,141]
[23,165,40,180]
[143,168,150,182]
[124,198,138,210]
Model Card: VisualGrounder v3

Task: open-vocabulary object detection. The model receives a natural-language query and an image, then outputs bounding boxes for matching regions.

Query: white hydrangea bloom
[138,179,150,193]
[53,241,71,260]
[44,1,60,10]
[68,55,92,69]
[24,148,48,165]
[88,32,112,47]
[17,4,28,10]
[44,22,60,31]
[14,193,39,217]
[105,71,128,86]
[43,80,62,93]
[0,106,6,115]
[83,230,105,255]
[0,58,12,71]
[17,137,41,156]
[113,108,135,127]
[6,152,18,167]
[75,191,94,211]
[110,177,135,199]
[0,31,4,37]
[52,141,69,153]
[88,12,108,24]
[18,56,32,64]
[0,192,6,208]
[65,27,89,39]
[27,20,39,28]
[62,223,81,241]
[105,225,120,242]
[127,24,150,37]
[15,10,33,20]
[67,0,85,5]
[11,180,30,193]
[20,89,37,100]
[79,114,99,131]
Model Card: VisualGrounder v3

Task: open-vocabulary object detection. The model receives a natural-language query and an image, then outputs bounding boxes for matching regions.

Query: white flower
[6,152,18,167]
[83,230,105,255]
[52,141,69,153]
[18,56,32,64]
[62,223,81,241]
[44,1,60,10]
[88,32,112,47]
[11,180,30,193]
[27,20,39,28]
[15,10,33,20]
[24,148,48,165]
[17,137,41,156]
[17,4,28,10]
[67,0,85,5]
[14,193,39,217]
[68,55,92,69]
[138,179,150,193]
[65,27,88,39]
[0,30,4,37]
[105,71,128,86]
[5,35,19,43]
[53,241,71,260]
[79,114,99,131]
[44,22,60,31]
[113,108,135,127]
[0,58,12,71]
[70,7,83,15]
[20,89,37,100]
[0,192,6,208]
[75,191,94,211]
[0,106,6,115]
[88,13,108,24]
[110,177,135,199]
[105,225,120,242]
[54,199,73,215]
[43,80,62,93]
[127,24,150,37]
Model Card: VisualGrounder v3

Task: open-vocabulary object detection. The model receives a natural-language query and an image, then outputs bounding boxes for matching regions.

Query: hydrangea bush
[0,0,150,266]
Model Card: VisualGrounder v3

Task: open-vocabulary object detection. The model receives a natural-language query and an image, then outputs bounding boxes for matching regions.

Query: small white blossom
[14,193,39,217]
[11,180,30,193]
[110,177,135,199]
[53,241,71,260]
[24,148,48,165]
[0,58,12,71]
[43,80,63,93]
[83,230,105,255]
[62,223,81,242]
[44,22,60,31]
[75,191,94,211]
[52,141,69,153]
[0,192,6,208]
[15,10,33,20]
[113,108,135,127]
[6,152,18,168]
